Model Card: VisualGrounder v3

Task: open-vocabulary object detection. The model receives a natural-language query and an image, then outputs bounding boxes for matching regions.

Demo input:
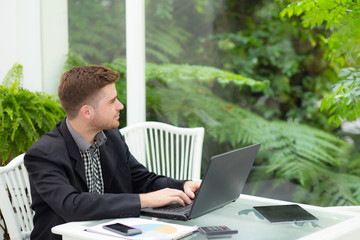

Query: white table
[52,194,360,240]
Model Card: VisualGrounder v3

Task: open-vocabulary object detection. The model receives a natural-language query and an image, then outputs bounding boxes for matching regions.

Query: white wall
[0,0,18,84]
[18,0,43,92]
[0,0,68,95]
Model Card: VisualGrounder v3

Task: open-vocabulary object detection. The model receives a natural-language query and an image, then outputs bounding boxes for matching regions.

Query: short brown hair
[58,65,119,119]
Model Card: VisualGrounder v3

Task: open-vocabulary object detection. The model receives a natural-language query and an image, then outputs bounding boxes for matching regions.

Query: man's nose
[117,100,124,110]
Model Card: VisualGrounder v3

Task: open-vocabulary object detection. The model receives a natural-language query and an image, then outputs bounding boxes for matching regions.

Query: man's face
[90,83,123,131]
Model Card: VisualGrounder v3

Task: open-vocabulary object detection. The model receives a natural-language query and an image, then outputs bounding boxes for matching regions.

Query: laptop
[141,143,261,221]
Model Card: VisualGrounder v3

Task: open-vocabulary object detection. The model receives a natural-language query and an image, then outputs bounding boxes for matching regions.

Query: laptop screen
[189,143,260,219]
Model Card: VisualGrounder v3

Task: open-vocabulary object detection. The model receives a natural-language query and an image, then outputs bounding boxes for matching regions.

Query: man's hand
[139,188,192,208]
[139,180,202,208]
[183,180,201,199]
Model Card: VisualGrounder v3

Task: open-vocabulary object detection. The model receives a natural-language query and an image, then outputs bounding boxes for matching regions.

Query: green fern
[146,63,270,92]
[0,63,65,165]
[141,62,358,206]
[64,51,91,70]
[67,53,360,206]
[146,23,191,63]
[320,67,360,126]
[149,77,358,206]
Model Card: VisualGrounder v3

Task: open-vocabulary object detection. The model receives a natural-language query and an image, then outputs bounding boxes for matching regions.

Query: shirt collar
[66,118,107,153]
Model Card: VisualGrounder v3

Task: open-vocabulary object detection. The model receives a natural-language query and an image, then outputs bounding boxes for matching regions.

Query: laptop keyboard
[156,202,193,213]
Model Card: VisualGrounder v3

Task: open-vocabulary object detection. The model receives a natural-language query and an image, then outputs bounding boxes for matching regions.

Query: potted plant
[0,63,65,239]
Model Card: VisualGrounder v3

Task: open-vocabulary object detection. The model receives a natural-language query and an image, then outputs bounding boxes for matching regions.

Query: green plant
[65,51,360,206]
[103,55,360,206]
[67,0,126,64]
[280,0,360,67]
[65,0,360,207]
[0,63,65,165]
[147,69,360,206]
[280,0,360,126]
[320,67,360,125]
[208,1,338,132]
[68,0,192,65]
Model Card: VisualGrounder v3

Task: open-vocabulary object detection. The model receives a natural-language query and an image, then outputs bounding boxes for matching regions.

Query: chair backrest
[0,153,33,240]
[120,122,204,180]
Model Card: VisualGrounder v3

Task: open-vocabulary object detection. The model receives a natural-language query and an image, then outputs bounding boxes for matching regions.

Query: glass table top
[52,194,359,240]
[159,195,354,240]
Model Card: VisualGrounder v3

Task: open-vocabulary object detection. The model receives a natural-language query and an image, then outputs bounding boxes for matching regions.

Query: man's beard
[90,114,120,132]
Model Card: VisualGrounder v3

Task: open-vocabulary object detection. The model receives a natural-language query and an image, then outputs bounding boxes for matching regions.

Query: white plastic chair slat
[193,129,204,180]
[15,167,33,230]
[137,128,146,165]
[152,129,162,174]
[183,135,191,179]
[127,136,135,158]
[122,132,128,142]
[170,132,175,178]
[120,122,204,180]
[148,128,155,171]
[6,172,27,231]
[146,128,151,171]
[0,153,33,240]
[165,131,170,177]
[153,128,161,175]
[20,168,33,230]
[180,134,186,179]
[13,168,32,231]
[0,176,22,239]
[188,135,194,179]
[22,163,33,206]
[144,128,152,172]
[159,130,166,176]
[175,134,180,180]
[149,128,157,173]
[188,134,196,179]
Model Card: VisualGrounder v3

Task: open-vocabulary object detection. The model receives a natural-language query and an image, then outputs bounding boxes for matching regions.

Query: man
[24,65,201,240]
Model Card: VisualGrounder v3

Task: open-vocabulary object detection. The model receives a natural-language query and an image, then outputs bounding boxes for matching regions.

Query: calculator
[198,226,238,236]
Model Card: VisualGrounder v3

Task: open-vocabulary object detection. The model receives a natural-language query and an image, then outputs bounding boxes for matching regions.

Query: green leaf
[1,64,65,164]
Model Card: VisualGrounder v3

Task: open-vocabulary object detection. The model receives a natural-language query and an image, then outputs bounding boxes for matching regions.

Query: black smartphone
[103,223,142,236]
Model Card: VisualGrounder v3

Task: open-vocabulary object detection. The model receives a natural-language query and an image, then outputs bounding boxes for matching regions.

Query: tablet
[253,204,318,224]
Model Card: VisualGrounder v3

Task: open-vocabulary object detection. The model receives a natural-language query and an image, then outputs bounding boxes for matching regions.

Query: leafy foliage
[97,54,360,206]
[66,0,360,206]
[144,66,358,206]
[280,0,360,125]
[64,51,91,70]
[206,1,337,132]
[144,63,270,91]
[68,0,194,64]
[320,68,360,125]
[0,64,65,165]
[146,18,191,63]
[280,0,360,66]
[68,0,126,64]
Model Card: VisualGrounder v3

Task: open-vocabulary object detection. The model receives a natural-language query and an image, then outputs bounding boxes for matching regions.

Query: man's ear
[79,105,93,120]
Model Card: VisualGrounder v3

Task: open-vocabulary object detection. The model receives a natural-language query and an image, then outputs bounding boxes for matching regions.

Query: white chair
[120,122,204,180]
[0,153,33,240]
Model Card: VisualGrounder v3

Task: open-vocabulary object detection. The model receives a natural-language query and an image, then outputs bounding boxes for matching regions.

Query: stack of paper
[85,218,197,240]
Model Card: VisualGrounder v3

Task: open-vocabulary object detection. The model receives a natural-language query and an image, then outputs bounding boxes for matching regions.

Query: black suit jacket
[24,119,184,240]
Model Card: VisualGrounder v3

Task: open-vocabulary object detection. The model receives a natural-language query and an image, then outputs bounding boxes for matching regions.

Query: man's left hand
[183,180,201,199]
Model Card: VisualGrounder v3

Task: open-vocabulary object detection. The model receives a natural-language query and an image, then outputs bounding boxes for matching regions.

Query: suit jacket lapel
[100,143,116,190]
[58,119,87,186]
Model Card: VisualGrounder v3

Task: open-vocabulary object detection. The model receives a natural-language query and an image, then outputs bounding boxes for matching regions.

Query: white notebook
[85,217,197,240]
